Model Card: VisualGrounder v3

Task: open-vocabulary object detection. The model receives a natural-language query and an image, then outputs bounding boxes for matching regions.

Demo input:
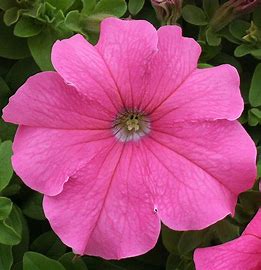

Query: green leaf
[0,76,10,95]
[28,26,69,70]
[0,15,30,59]
[0,206,22,245]
[229,20,250,40]
[203,0,219,19]
[209,219,239,243]
[22,193,45,220]
[251,49,261,59]
[12,208,29,263]
[31,231,66,259]
[93,0,127,17]
[128,0,145,16]
[162,225,183,254]
[14,16,43,37]
[250,108,261,119]
[258,157,261,178]
[239,190,261,211]
[0,76,10,106]
[182,5,208,26]
[206,28,221,46]
[64,10,84,34]
[178,231,204,254]
[248,109,259,126]
[23,252,66,270]
[253,6,261,27]
[0,0,17,10]
[0,197,13,220]
[46,0,75,12]
[198,63,213,68]
[0,221,20,245]
[234,44,255,57]
[249,63,261,107]
[0,140,13,192]
[5,57,40,91]
[211,52,242,73]
[166,254,194,270]
[59,253,87,270]
[81,0,96,15]
[0,120,17,141]
[3,7,20,26]
[0,244,13,270]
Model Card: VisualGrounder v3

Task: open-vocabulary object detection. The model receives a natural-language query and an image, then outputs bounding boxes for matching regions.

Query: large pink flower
[194,209,261,270]
[2,18,257,259]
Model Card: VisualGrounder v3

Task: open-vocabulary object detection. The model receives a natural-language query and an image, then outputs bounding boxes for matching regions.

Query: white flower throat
[113,110,150,142]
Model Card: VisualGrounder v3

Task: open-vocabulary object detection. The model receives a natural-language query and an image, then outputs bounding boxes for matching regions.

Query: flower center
[113,111,150,142]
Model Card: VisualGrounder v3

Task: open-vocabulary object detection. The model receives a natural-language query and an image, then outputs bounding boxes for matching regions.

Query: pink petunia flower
[2,18,257,259]
[194,209,261,270]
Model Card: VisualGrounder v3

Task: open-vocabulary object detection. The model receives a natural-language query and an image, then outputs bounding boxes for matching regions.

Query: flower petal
[151,65,243,122]
[43,142,160,259]
[12,126,113,196]
[51,34,122,112]
[96,17,158,109]
[194,235,261,270]
[143,120,256,230]
[2,72,113,129]
[140,25,201,112]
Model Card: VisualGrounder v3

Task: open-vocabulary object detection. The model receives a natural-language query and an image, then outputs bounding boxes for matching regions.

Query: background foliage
[0,0,260,269]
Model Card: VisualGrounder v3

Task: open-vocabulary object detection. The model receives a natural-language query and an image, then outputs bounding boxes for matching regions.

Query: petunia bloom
[194,209,261,270]
[2,18,257,259]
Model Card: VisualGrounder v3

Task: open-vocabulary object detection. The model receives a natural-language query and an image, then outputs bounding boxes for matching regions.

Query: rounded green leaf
[0,140,13,192]
[206,28,221,46]
[207,219,239,243]
[162,225,183,254]
[28,27,68,70]
[182,5,208,26]
[59,253,87,270]
[93,0,127,17]
[46,0,75,12]
[249,63,261,107]
[3,7,20,26]
[0,76,10,108]
[22,192,45,220]
[0,206,22,246]
[81,0,96,15]
[5,57,40,91]
[0,197,13,220]
[0,15,30,59]
[14,17,43,38]
[0,244,13,270]
[0,76,10,96]
[198,63,213,68]
[203,0,219,19]
[229,20,250,40]
[234,44,255,57]
[251,49,261,59]
[64,10,84,34]
[0,221,21,245]
[128,0,145,16]
[31,231,66,259]
[12,208,29,263]
[166,254,193,270]
[253,6,261,27]
[0,120,17,141]
[178,231,204,255]
[0,0,17,11]
[23,252,66,270]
